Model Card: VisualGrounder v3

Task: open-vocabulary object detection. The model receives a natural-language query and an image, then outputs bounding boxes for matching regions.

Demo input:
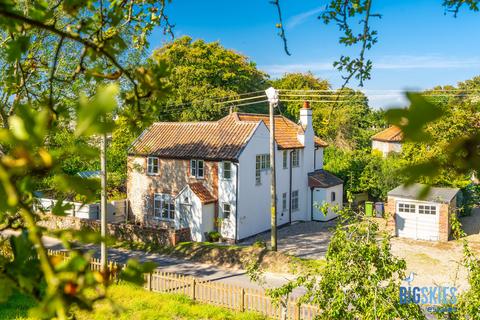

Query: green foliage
[149,36,269,121]
[436,242,480,320]
[272,72,385,149]
[386,80,480,185]
[324,147,405,200]
[206,231,221,242]
[0,85,149,319]
[450,212,466,240]
[256,207,426,319]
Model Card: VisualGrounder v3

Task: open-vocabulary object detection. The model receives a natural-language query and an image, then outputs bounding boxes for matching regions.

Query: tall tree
[148,36,269,121]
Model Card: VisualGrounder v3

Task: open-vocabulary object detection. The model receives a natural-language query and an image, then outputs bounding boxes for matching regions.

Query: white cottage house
[126,102,343,242]
[371,125,403,157]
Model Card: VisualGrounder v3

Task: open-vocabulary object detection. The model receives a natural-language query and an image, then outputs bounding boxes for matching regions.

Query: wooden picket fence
[47,249,319,320]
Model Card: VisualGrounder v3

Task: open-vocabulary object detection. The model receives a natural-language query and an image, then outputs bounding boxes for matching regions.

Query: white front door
[395,202,439,241]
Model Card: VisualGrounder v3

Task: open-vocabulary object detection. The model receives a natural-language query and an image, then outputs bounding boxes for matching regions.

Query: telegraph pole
[100,132,108,272]
[265,87,279,251]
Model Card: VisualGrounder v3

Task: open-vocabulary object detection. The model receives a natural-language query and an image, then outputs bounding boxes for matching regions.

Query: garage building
[386,183,459,241]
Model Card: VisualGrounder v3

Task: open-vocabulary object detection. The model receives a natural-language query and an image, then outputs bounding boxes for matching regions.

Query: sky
[149,0,480,108]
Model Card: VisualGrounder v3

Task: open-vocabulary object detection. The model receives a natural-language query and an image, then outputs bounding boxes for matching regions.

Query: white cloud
[261,55,480,77]
[286,7,325,29]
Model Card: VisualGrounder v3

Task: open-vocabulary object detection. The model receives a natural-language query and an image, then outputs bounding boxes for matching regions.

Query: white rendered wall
[312,184,344,221]
[218,161,237,240]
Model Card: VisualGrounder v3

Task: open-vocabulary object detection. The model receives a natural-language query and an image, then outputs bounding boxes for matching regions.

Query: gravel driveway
[240,219,337,259]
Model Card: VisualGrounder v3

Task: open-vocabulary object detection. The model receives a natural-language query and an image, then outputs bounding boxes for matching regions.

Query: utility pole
[265,87,279,251]
[100,132,108,272]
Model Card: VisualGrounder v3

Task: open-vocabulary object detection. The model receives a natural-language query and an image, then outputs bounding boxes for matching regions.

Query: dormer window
[147,157,159,175]
[190,159,204,179]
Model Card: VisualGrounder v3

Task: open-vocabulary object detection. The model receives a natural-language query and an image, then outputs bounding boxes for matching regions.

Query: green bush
[207,231,221,242]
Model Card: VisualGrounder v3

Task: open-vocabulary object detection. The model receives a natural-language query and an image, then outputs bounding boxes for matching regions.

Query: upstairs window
[255,154,270,184]
[331,192,336,202]
[291,150,300,167]
[190,159,204,178]
[282,150,288,169]
[223,161,232,180]
[147,157,159,175]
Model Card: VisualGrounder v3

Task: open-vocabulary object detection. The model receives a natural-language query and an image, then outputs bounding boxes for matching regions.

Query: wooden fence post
[240,288,245,312]
[191,278,196,301]
[295,303,301,320]
[147,272,153,291]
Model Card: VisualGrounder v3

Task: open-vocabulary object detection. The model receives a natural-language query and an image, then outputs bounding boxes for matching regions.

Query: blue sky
[149,1,480,108]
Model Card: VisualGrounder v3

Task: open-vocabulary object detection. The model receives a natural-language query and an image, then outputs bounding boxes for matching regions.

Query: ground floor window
[153,193,175,220]
[291,190,299,211]
[282,192,287,211]
[222,203,231,219]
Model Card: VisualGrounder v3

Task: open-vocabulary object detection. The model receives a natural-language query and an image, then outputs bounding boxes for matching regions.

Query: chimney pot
[303,101,310,109]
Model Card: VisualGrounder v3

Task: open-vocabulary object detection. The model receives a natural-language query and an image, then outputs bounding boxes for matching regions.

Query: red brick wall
[385,196,396,236]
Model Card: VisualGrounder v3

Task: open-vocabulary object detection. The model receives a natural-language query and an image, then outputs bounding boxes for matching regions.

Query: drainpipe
[289,150,293,224]
[233,162,239,243]
[311,188,314,221]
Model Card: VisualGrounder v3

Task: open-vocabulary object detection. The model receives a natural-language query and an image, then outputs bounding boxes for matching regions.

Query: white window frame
[418,204,437,215]
[222,202,231,219]
[255,155,261,184]
[282,150,288,169]
[291,190,299,211]
[223,161,232,180]
[282,192,287,212]
[190,159,204,179]
[255,154,270,185]
[153,193,175,220]
[291,150,300,167]
[398,202,416,213]
[147,157,159,175]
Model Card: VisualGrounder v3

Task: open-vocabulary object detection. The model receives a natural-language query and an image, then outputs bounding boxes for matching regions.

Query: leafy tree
[252,209,426,319]
[148,36,269,121]
[0,0,170,318]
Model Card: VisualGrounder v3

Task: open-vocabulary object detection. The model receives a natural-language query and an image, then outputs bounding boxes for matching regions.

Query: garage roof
[388,183,459,203]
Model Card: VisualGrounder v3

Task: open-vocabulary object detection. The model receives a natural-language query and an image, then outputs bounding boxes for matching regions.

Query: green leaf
[386,92,445,142]
[5,36,30,62]
[75,84,119,137]
[119,259,157,285]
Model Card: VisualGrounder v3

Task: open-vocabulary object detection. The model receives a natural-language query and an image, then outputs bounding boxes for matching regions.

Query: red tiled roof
[129,112,328,160]
[371,126,403,142]
[129,114,258,161]
[235,113,328,149]
[188,182,216,204]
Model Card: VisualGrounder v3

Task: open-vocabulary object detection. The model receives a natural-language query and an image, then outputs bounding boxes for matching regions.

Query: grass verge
[0,283,267,320]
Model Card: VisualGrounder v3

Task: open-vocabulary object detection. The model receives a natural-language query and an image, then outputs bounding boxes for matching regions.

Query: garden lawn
[0,283,267,320]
